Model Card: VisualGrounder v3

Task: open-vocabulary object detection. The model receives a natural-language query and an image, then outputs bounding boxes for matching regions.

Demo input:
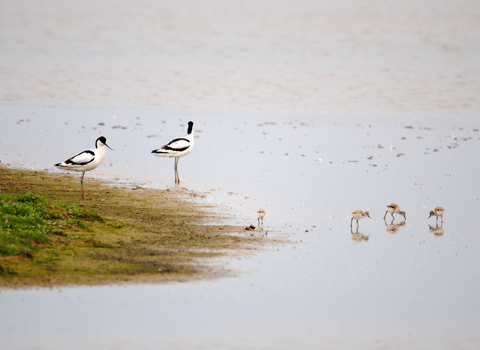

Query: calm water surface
[1,105,480,349]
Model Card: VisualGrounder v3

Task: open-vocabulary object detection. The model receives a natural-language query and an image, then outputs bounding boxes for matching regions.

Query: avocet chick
[257,209,266,226]
[350,210,371,228]
[383,203,406,220]
[428,207,445,224]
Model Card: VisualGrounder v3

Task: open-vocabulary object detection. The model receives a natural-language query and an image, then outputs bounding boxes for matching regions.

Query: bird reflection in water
[429,224,445,236]
[384,218,406,233]
[350,226,370,242]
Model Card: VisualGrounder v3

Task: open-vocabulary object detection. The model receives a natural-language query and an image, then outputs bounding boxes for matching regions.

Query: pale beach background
[1,1,480,349]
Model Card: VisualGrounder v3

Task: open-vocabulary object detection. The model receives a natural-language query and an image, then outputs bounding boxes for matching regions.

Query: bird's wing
[154,138,190,153]
[64,150,95,166]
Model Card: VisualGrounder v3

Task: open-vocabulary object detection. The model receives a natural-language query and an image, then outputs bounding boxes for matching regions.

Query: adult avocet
[350,210,371,229]
[151,121,194,186]
[383,203,406,221]
[55,136,113,199]
[428,206,445,224]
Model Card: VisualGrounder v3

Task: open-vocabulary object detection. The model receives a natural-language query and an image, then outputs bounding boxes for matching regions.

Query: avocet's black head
[96,136,114,150]
[187,121,194,135]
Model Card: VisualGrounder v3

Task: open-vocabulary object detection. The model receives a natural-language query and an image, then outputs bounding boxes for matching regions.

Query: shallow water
[1,0,480,349]
[2,105,480,349]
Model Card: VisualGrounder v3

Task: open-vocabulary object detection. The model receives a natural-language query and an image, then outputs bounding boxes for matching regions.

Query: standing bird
[428,207,445,224]
[152,121,194,186]
[55,136,113,199]
[350,210,371,229]
[383,203,406,221]
[257,209,266,226]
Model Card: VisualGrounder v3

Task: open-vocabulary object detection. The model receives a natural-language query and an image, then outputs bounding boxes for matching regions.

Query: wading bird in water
[383,203,406,221]
[428,206,445,224]
[55,136,113,199]
[152,121,194,186]
[257,209,266,226]
[350,210,371,229]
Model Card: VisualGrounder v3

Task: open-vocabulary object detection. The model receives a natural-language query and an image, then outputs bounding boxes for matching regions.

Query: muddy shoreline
[0,166,265,289]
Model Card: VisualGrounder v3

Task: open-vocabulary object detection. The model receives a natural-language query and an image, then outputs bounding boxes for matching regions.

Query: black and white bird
[151,121,194,186]
[55,136,113,199]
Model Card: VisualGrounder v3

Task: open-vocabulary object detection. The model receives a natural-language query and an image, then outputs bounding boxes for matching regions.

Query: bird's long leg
[441,216,443,225]
[174,158,180,185]
[383,211,387,220]
[356,219,360,228]
[350,217,353,229]
[80,172,85,199]
[177,158,181,185]
[173,158,177,185]
[391,212,395,220]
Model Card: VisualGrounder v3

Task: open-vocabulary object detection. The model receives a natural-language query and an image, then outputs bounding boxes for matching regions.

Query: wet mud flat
[0,166,264,288]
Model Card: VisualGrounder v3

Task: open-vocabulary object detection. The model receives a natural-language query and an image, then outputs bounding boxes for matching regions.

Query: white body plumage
[152,122,194,159]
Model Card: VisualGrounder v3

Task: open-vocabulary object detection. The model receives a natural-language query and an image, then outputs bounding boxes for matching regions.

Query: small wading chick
[350,210,371,228]
[383,203,406,221]
[55,136,113,199]
[257,209,266,226]
[428,206,445,224]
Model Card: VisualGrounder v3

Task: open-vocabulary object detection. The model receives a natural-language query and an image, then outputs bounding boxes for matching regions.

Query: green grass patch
[0,192,101,258]
[58,202,103,222]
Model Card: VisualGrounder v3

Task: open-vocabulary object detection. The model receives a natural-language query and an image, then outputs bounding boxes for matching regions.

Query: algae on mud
[0,166,260,288]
